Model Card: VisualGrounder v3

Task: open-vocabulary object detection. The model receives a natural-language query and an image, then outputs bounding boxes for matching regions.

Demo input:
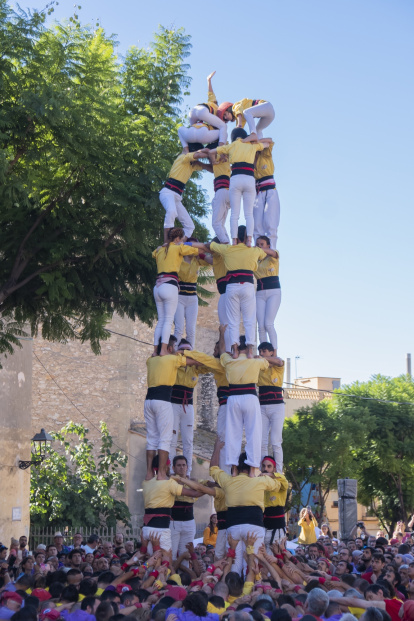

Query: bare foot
[246,344,254,359]
[231,344,239,359]
[231,465,238,477]
[182,147,189,154]
[160,345,169,356]
[242,132,258,143]
[249,467,260,478]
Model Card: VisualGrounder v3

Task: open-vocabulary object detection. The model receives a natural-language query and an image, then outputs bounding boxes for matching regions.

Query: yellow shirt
[254,254,279,280]
[264,473,289,508]
[178,256,209,283]
[213,159,231,178]
[210,242,267,273]
[214,486,227,512]
[152,243,199,275]
[167,153,202,184]
[257,363,284,388]
[297,516,318,544]
[254,142,275,179]
[142,477,184,509]
[220,352,268,385]
[212,253,227,282]
[227,582,254,603]
[210,467,280,510]
[216,139,264,165]
[203,526,218,546]
[232,99,267,128]
[175,364,208,389]
[186,351,228,389]
[146,354,186,388]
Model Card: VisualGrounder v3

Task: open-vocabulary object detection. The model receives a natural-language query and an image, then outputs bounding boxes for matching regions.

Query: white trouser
[174,294,198,349]
[170,403,194,475]
[178,125,220,148]
[227,524,265,575]
[153,282,178,346]
[170,519,196,561]
[243,102,275,139]
[256,288,281,350]
[188,105,227,144]
[226,394,262,468]
[144,399,174,452]
[253,187,281,250]
[260,403,285,472]
[217,404,231,474]
[212,189,230,243]
[229,175,256,239]
[226,282,256,346]
[159,187,194,238]
[264,527,286,551]
[215,529,227,560]
[218,293,232,351]
[142,526,172,553]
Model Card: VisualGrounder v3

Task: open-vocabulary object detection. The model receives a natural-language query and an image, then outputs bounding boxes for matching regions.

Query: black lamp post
[18,428,54,470]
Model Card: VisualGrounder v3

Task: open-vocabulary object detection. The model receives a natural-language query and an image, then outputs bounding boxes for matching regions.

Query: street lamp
[18,428,54,470]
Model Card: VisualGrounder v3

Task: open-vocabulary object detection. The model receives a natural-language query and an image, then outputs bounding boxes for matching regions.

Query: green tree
[0,3,209,360]
[30,422,130,527]
[334,374,414,534]
[283,400,367,522]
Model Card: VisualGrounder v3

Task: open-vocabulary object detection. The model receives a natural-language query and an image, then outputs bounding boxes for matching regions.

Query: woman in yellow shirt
[217,99,275,141]
[298,507,318,545]
[203,514,218,547]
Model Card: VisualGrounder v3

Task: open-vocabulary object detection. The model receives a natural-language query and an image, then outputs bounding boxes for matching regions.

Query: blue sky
[25,0,414,385]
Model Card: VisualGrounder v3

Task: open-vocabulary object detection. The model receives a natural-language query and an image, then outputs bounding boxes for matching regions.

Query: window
[332,380,341,390]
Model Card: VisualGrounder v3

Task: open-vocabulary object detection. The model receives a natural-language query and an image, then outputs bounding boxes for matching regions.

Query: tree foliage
[30,422,130,527]
[0,2,209,359]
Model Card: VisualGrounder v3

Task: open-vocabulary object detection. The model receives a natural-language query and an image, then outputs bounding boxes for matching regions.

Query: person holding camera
[297,506,318,545]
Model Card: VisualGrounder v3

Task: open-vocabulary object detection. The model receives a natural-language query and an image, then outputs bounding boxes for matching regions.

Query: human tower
[142,72,288,571]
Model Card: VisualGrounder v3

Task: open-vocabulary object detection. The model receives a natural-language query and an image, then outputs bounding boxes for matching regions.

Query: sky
[23,0,414,385]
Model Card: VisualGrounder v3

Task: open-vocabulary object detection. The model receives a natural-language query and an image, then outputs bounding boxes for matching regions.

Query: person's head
[367,536,377,548]
[355,538,364,549]
[48,583,64,599]
[354,578,370,596]
[253,596,274,615]
[348,540,357,552]
[1,592,23,613]
[10,606,38,621]
[120,591,139,607]
[173,455,188,477]
[213,581,229,600]
[100,591,121,604]
[59,585,79,604]
[102,542,114,557]
[317,558,330,572]
[305,588,329,617]
[168,227,185,244]
[66,568,83,586]
[68,550,82,568]
[95,601,119,621]
[73,533,83,547]
[97,571,115,586]
[336,561,353,577]
[124,541,134,555]
[24,595,40,612]
[96,557,110,572]
[113,533,124,547]
[86,534,100,548]
[46,545,58,558]
[225,572,244,597]
[81,596,99,615]
[256,235,271,251]
[235,452,250,475]
[183,592,208,617]
[54,533,64,547]
[308,544,320,560]
[188,142,204,153]
[19,537,28,549]
[359,608,386,621]
[237,224,247,244]
[384,567,398,585]
[261,455,276,474]
[362,547,374,563]
[217,102,235,123]
[339,548,351,562]
[365,584,388,601]
[79,579,97,597]
[195,543,206,556]
[238,336,247,352]
[0,545,8,560]
[34,552,46,565]
[21,556,34,572]
[258,343,275,360]
[372,554,386,573]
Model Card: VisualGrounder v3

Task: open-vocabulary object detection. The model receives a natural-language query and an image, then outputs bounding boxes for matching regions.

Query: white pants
[174,294,198,349]
[153,282,178,346]
[226,394,262,468]
[215,529,227,560]
[218,293,232,351]
[144,399,174,452]
[142,526,172,553]
[178,125,220,148]
[170,519,196,560]
[217,404,231,474]
[243,102,275,138]
[212,189,230,243]
[189,105,227,144]
[253,187,281,250]
[226,282,256,346]
[260,403,285,472]
[159,187,194,238]
[264,527,286,551]
[256,288,281,350]
[170,403,194,475]
[227,524,265,575]
[229,175,256,239]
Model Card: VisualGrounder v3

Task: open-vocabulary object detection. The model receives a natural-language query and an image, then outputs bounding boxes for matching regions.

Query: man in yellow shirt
[261,456,289,549]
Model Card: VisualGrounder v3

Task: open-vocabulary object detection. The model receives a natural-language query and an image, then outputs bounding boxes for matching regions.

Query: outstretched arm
[172,476,216,497]
[210,436,224,468]
[207,71,216,94]
[261,247,279,258]
[265,356,284,367]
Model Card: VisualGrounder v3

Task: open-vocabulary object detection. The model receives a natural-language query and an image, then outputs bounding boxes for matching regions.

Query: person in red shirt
[362,553,386,583]
[330,583,403,621]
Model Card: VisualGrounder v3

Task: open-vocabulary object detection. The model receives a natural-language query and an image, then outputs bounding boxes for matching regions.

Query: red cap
[32,589,52,601]
[40,609,61,621]
[1,592,23,605]
[165,585,187,601]
[116,583,132,594]
[217,102,233,120]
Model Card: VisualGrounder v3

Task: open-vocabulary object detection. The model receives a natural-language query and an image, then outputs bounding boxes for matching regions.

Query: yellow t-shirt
[213,159,231,178]
[146,354,186,388]
[214,486,227,512]
[220,352,268,385]
[212,253,227,282]
[297,516,318,544]
[186,351,228,389]
[167,153,202,184]
[216,139,264,165]
[175,364,208,389]
[177,256,209,283]
[203,526,218,546]
[254,254,279,280]
[257,363,284,388]
[232,99,267,128]
[255,142,275,179]
[142,477,184,509]
[210,242,267,273]
[264,473,289,508]
[210,467,280,511]
[152,243,199,275]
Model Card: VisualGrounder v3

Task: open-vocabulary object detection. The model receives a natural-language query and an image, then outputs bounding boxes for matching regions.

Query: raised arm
[207,71,216,94]
[210,436,224,468]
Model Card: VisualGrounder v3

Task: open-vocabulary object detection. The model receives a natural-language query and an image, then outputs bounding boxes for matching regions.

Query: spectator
[69,534,84,552]
[203,516,218,548]
[298,508,318,545]
[82,537,100,556]
[53,534,70,555]
[0,592,23,620]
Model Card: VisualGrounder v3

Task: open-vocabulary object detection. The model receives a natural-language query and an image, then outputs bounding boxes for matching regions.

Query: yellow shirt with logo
[146,354,187,388]
[178,256,209,283]
[167,153,202,184]
[264,473,289,508]
[210,242,267,273]
[232,99,267,128]
[254,141,275,179]
[220,353,268,385]
[175,364,209,388]
[210,467,281,510]
[216,139,264,165]
[152,243,199,275]
[142,477,184,509]
[257,363,284,388]
[254,254,279,280]
[186,351,228,389]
